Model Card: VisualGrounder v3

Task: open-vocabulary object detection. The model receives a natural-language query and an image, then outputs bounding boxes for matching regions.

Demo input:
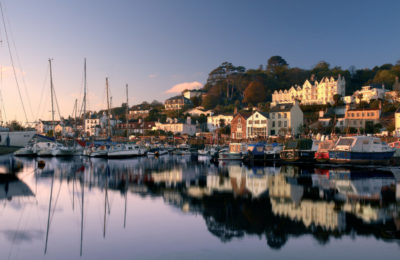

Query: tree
[333,94,341,106]
[267,56,288,73]
[243,81,267,104]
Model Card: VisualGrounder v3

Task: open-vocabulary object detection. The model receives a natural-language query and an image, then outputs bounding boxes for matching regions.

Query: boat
[147,147,168,156]
[51,143,74,157]
[89,145,109,158]
[244,142,282,163]
[314,139,335,163]
[0,129,36,148]
[329,136,395,165]
[280,139,317,163]
[34,141,58,157]
[218,143,246,161]
[107,144,147,158]
[14,142,36,157]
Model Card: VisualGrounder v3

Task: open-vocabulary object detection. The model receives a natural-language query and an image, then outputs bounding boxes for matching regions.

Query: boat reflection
[2,155,399,256]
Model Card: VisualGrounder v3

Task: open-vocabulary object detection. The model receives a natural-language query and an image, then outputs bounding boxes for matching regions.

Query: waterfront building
[155,117,196,135]
[269,102,303,136]
[84,118,100,136]
[271,75,345,105]
[115,121,156,135]
[230,112,251,140]
[35,120,63,135]
[164,96,192,110]
[207,114,233,132]
[246,111,269,139]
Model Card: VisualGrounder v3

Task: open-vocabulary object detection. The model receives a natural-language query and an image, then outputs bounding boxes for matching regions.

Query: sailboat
[89,77,112,158]
[34,59,73,157]
[108,84,146,158]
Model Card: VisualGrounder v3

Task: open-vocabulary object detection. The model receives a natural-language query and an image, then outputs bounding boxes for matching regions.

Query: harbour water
[0,154,399,259]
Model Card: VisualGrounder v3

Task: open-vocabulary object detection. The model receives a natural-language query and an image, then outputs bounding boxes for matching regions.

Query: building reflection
[4,155,400,251]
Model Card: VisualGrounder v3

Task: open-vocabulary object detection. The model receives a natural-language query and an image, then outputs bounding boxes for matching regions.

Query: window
[272,113,275,119]
[255,120,260,124]
[351,113,354,117]
[284,121,287,127]
[284,113,287,118]
[272,121,275,127]
[278,113,281,119]
[256,114,259,118]
[249,120,253,124]
[371,112,375,117]
[278,121,281,127]
[356,113,360,117]
[261,120,266,124]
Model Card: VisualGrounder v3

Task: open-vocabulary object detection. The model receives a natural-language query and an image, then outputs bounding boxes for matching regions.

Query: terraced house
[269,102,303,136]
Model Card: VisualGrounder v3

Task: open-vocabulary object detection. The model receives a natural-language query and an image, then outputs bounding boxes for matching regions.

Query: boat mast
[44,172,55,254]
[106,77,111,138]
[126,84,129,140]
[80,170,85,256]
[49,59,55,139]
[83,58,87,120]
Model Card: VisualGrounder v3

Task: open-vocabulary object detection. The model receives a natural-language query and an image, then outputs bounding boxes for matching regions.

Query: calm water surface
[0,154,399,259]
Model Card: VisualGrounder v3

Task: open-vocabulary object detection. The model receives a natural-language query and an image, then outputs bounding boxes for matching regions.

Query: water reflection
[0,155,399,259]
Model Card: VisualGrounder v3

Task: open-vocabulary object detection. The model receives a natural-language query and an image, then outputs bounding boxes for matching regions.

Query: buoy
[38,160,46,169]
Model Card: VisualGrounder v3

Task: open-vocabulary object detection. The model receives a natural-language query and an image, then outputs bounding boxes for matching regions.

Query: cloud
[148,74,157,79]
[0,66,25,77]
[165,81,203,94]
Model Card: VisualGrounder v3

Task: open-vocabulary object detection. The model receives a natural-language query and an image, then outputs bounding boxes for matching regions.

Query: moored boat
[314,140,335,163]
[280,139,317,163]
[329,136,395,165]
[218,143,246,161]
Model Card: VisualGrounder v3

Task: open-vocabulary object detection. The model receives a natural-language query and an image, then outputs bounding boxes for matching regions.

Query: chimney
[234,107,238,115]
[187,116,191,125]
[310,74,315,82]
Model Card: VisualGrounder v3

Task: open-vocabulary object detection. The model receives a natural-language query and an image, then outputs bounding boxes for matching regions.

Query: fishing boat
[218,143,246,161]
[314,140,335,163]
[243,142,282,163]
[329,136,395,165]
[280,139,317,163]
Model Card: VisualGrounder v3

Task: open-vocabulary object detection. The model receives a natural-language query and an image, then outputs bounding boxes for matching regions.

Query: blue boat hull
[328,150,395,164]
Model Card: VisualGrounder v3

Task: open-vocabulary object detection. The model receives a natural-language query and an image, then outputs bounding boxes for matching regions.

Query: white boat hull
[0,131,36,147]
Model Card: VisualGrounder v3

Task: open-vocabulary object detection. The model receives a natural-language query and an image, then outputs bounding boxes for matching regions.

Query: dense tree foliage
[199,57,400,111]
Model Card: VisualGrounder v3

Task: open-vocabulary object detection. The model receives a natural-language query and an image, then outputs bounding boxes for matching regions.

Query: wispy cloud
[165,81,203,94]
[148,74,158,79]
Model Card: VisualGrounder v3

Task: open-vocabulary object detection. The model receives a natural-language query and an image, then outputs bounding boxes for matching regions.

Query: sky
[0,0,399,123]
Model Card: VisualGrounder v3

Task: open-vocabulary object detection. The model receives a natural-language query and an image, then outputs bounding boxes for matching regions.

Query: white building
[186,107,213,117]
[269,102,303,136]
[207,114,233,132]
[353,85,387,104]
[182,89,203,100]
[246,111,269,139]
[35,120,63,135]
[84,118,100,136]
[155,117,196,135]
[272,75,346,105]
[395,107,400,136]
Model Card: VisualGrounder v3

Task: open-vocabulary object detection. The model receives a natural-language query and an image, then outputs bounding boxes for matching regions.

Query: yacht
[329,136,395,164]
[14,143,36,157]
[107,144,147,159]
[89,145,109,158]
[33,142,58,157]
[51,143,74,157]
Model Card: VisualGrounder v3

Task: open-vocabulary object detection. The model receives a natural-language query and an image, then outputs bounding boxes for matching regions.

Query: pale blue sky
[0,0,399,122]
